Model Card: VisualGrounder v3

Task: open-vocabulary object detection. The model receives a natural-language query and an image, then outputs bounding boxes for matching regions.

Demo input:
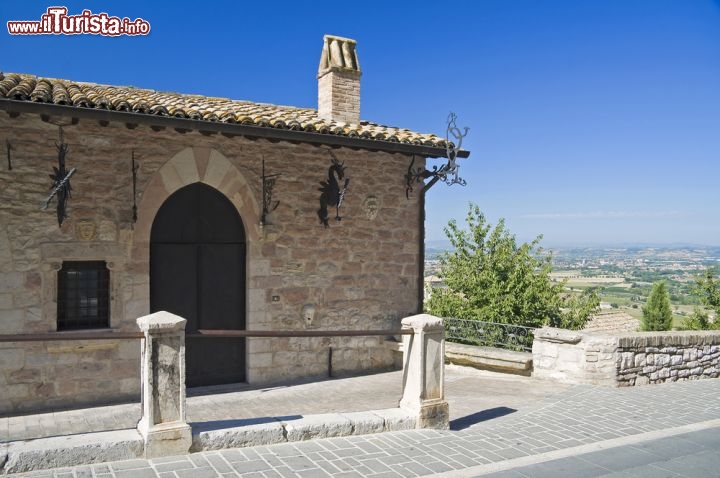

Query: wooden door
[150,183,246,387]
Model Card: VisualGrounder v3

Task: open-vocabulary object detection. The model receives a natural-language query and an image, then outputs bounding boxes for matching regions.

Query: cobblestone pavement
[0,366,566,443]
[4,370,720,477]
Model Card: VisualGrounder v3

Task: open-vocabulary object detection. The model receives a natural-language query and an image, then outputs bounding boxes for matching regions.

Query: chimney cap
[318,34,361,78]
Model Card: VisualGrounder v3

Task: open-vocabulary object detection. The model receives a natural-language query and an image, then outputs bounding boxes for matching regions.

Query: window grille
[57,261,109,330]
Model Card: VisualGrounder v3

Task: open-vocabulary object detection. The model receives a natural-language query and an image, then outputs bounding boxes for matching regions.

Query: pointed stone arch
[127,147,260,319]
[134,147,260,245]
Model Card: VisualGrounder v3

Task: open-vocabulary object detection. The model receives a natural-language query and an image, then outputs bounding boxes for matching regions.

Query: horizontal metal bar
[0,99,470,159]
[192,329,413,338]
[0,329,412,342]
[0,332,144,342]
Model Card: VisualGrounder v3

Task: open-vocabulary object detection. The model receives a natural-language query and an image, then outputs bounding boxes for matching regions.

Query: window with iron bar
[57,261,109,330]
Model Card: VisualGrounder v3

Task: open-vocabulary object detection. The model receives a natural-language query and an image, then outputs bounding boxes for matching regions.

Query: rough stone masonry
[533,327,720,386]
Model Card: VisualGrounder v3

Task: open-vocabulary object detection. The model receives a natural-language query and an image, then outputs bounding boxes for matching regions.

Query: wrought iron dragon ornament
[405,112,469,198]
[318,151,350,227]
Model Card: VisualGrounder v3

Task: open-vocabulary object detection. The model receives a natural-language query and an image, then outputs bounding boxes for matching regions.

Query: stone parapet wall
[532,328,617,385]
[616,332,720,386]
[533,327,720,387]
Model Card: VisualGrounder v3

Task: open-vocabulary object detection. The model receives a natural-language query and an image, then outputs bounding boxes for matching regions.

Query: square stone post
[399,314,449,429]
[136,311,192,458]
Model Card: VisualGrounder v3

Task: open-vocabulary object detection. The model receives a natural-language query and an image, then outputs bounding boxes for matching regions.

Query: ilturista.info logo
[7,7,150,36]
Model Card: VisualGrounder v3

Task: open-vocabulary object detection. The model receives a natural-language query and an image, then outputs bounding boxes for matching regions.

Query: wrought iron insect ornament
[317,151,350,227]
[261,159,280,226]
[405,112,469,198]
[41,126,76,227]
[6,140,12,170]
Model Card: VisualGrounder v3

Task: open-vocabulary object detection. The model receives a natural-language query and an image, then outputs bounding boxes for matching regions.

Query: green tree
[682,308,712,330]
[426,203,598,330]
[683,268,720,330]
[641,281,673,331]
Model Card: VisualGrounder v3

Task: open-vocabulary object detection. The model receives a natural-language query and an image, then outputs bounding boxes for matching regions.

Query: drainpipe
[418,170,442,315]
[418,186,425,314]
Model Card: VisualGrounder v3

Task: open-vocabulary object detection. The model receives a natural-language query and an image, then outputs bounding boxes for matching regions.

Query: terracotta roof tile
[0,72,451,150]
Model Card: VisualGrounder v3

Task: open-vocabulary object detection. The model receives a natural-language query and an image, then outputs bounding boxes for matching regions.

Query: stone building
[0,35,469,414]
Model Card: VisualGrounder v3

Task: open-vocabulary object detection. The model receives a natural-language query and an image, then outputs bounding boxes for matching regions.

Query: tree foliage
[641,281,673,331]
[683,268,720,330]
[426,203,598,330]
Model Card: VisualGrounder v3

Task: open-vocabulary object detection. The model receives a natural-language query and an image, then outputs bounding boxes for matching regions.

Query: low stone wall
[532,327,720,386]
[616,333,720,386]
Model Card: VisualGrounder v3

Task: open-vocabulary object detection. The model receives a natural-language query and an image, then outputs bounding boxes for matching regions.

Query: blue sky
[2,1,719,247]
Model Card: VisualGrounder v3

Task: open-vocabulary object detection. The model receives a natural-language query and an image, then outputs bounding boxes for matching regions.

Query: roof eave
[0,99,470,159]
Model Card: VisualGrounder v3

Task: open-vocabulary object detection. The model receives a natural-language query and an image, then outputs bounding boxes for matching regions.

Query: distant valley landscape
[425,243,720,326]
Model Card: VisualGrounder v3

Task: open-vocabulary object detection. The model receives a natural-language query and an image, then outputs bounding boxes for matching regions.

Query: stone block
[0,348,25,369]
[416,400,450,429]
[282,413,352,441]
[191,418,285,452]
[0,310,25,334]
[341,411,385,435]
[9,368,40,383]
[3,429,144,474]
[634,353,646,367]
[557,347,583,368]
[0,272,23,292]
[373,408,416,431]
[620,352,634,369]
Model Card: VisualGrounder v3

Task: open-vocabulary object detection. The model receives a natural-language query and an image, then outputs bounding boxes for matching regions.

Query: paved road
[4,369,720,477]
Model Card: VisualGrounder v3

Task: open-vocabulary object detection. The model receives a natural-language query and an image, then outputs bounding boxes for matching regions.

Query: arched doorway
[150,182,246,387]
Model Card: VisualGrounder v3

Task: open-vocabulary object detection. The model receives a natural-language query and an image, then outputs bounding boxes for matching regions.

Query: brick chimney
[318,35,361,124]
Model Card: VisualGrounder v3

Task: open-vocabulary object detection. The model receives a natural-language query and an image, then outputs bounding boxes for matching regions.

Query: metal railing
[444,317,536,352]
[0,328,412,342]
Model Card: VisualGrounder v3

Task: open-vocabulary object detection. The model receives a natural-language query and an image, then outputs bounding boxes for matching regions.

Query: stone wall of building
[0,113,425,414]
[532,327,720,386]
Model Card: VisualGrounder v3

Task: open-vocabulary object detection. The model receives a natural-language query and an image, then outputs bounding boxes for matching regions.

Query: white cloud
[519,211,687,220]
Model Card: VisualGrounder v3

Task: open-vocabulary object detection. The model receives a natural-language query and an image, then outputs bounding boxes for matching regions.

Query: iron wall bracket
[405,113,469,198]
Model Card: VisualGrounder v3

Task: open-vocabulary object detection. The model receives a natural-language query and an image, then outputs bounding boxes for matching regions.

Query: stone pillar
[136,311,192,458]
[399,314,449,429]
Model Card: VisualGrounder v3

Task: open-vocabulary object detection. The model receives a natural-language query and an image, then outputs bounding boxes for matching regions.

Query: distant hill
[425,239,453,256]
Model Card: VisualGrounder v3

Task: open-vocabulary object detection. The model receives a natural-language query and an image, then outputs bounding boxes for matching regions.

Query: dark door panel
[191,243,246,386]
[150,243,198,331]
[199,244,245,330]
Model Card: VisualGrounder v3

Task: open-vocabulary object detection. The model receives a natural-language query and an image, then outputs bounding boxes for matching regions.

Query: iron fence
[444,317,536,352]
